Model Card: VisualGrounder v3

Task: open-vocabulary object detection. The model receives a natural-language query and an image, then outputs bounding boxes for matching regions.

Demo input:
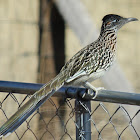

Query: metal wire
[0,82,140,140]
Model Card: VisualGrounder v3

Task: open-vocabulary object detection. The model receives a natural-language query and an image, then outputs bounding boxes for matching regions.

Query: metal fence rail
[0,80,140,140]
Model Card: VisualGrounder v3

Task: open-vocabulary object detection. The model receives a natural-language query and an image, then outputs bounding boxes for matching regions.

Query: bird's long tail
[0,71,67,137]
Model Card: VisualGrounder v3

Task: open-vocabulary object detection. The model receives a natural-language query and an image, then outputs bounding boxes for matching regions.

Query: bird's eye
[113,19,119,23]
[112,19,117,23]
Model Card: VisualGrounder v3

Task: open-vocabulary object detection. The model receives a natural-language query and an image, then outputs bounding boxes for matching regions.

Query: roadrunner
[0,14,138,137]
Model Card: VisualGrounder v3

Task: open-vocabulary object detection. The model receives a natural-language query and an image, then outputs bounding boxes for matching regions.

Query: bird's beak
[117,17,138,30]
[124,17,138,23]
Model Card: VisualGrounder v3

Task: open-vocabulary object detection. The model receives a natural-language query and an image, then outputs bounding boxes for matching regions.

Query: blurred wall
[0,0,39,139]
[0,0,39,82]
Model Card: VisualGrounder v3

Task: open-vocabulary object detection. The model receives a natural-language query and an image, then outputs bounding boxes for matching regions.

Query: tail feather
[0,72,66,137]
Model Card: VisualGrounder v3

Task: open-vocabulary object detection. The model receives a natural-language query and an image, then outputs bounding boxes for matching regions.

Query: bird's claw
[87,87,105,99]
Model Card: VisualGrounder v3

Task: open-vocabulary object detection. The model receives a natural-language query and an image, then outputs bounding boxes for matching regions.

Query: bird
[0,14,138,138]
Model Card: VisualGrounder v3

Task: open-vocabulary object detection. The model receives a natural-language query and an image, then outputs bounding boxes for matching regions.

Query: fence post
[75,99,91,140]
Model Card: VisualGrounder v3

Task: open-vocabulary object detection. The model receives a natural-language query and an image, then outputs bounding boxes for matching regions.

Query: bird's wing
[66,69,87,83]
[62,47,98,83]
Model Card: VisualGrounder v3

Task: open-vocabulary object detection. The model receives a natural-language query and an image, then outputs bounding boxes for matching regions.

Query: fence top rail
[0,80,140,106]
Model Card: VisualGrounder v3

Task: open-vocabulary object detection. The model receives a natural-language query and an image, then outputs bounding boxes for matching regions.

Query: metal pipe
[0,80,43,94]
[75,99,81,140]
[0,81,86,98]
[78,89,140,106]
[0,81,140,106]
[93,90,140,106]
[75,99,91,140]
[82,100,91,140]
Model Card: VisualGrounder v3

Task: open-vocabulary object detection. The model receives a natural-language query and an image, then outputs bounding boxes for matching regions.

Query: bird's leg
[84,82,104,99]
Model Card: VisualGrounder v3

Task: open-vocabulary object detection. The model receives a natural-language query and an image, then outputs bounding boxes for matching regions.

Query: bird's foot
[84,82,105,99]
[95,87,105,92]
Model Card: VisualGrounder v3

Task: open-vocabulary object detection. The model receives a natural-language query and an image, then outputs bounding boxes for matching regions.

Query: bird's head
[101,14,138,32]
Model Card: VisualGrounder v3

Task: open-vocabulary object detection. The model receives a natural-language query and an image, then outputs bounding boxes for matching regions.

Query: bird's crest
[102,14,122,22]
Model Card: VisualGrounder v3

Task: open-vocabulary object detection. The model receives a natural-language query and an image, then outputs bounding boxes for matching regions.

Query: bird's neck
[99,29,117,52]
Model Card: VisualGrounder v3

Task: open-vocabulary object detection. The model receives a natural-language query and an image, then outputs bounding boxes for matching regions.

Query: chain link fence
[0,81,140,140]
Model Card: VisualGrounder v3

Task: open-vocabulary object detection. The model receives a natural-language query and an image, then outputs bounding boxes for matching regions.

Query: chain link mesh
[0,91,140,140]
